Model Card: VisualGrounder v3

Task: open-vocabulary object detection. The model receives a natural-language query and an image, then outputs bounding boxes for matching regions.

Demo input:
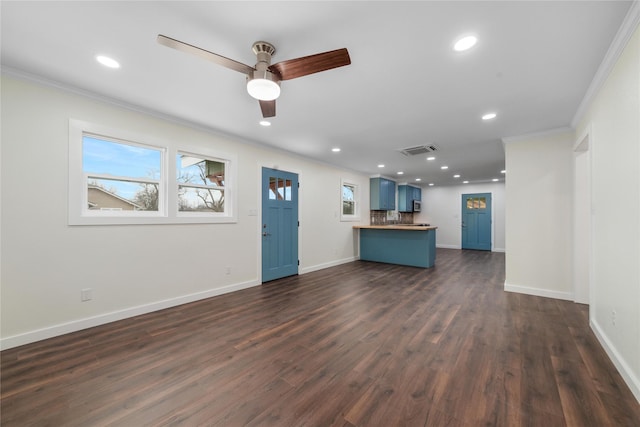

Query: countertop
[352,225,437,230]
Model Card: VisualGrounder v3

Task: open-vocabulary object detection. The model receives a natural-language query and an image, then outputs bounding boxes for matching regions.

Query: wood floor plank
[2,249,639,426]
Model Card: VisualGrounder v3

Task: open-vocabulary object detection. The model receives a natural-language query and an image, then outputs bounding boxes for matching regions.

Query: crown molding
[502,126,574,145]
[571,0,640,127]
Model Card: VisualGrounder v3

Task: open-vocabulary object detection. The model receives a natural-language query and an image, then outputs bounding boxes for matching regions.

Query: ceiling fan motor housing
[247,41,281,100]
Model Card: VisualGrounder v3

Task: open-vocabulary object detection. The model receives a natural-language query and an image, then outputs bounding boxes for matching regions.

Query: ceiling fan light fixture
[247,70,281,101]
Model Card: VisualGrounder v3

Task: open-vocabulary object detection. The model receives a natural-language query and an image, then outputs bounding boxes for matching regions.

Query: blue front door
[262,167,299,282]
[462,193,492,251]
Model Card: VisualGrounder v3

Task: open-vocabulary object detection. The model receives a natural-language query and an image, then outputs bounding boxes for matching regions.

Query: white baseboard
[0,279,259,351]
[300,256,358,275]
[436,244,461,249]
[2,256,361,350]
[436,244,504,253]
[590,318,640,403]
[504,281,573,301]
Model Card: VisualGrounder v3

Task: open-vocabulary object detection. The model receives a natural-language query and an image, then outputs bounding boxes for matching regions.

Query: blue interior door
[462,193,492,251]
[262,168,299,282]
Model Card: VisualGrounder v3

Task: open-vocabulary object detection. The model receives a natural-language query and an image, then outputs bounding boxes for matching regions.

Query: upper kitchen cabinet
[370,177,396,210]
[398,184,422,212]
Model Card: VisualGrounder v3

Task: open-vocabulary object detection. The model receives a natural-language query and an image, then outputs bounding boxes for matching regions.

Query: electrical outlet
[611,309,617,326]
[81,288,92,302]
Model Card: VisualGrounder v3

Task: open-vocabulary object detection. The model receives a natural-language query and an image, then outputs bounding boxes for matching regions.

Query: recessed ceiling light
[441,166,449,170]
[259,120,271,127]
[331,147,341,152]
[492,178,499,182]
[454,35,477,52]
[453,174,461,178]
[378,164,385,168]
[429,183,435,187]
[463,181,469,184]
[96,55,120,69]
[427,156,436,161]
[501,169,506,174]
[415,178,422,182]
[397,171,404,175]
[482,112,497,120]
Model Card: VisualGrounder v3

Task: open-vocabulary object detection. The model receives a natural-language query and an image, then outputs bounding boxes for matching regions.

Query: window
[341,180,360,221]
[69,120,237,225]
[83,135,163,214]
[268,176,292,201]
[466,197,487,210]
[177,153,226,213]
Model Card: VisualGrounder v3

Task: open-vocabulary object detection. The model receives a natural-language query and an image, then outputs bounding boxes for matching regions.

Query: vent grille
[399,144,439,156]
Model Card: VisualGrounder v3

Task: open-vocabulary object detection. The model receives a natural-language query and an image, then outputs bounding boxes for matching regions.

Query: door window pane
[467,199,474,209]
[269,177,277,200]
[478,197,486,209]
[285,179,292,201]
[276,178,284,200]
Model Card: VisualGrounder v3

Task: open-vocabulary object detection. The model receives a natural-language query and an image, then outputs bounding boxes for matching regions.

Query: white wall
[575,23,640,401]
[416,182,505,252]
[503,129,574,300]
[0,75,370,349]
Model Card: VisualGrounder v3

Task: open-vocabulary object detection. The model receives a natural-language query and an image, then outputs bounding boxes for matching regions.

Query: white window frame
[340,179,360,222]
[69,119,237,225]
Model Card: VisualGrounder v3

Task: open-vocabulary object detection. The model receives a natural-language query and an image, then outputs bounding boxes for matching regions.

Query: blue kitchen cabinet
[398,184,422,212]
[370,177,396,210]
[357,226,436,268]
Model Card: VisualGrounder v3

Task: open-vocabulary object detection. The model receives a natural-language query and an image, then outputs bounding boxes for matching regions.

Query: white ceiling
[1,1,633,185]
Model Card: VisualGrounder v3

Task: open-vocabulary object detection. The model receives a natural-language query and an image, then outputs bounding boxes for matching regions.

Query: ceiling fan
[157,34,351,118]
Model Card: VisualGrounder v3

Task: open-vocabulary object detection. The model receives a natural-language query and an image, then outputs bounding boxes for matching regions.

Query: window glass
[277,178,285,200]
[478,197,486,209]
[343,184,355,215]
[177,154,226,213]
[83,135,161,213]
[269,177,277,200]
[467,199,473,209]
[285,179,292,201]
[83,136,161,179]
[340,181,359,221]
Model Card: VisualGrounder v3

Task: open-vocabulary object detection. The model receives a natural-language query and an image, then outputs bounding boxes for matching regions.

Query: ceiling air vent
[399,144,439,156]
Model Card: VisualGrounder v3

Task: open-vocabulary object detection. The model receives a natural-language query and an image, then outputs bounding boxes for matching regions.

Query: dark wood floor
[2,249,639,426]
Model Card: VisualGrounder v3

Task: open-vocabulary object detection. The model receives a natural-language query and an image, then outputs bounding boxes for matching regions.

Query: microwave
[413,200,422,212]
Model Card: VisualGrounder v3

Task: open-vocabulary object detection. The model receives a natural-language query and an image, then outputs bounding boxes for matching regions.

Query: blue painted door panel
[462,193,492,251]
[262,168,298,282]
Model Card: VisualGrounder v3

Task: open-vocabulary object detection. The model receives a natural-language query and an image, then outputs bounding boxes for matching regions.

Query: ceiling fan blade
[157,35,254,75]
[259,100,276,118]
[270,48,351,80]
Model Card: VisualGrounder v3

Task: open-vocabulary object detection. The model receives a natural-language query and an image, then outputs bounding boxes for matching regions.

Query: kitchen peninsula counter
[353,224,437,268]
[353,225,437,231]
